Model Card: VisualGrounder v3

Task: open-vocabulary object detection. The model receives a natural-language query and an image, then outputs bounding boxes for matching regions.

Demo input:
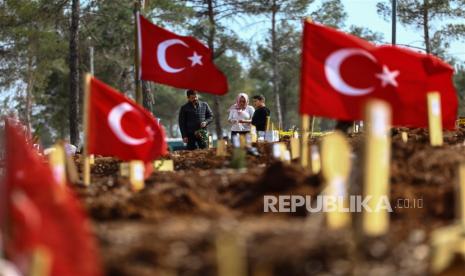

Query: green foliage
[3,0,464,144]
[377,0,465,58]
[349,26,385,43]
[310,0,347,27]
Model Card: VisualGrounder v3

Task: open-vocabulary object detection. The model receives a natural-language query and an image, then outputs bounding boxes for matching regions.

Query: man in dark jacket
[251,95,271,132]
[178,90,213,150]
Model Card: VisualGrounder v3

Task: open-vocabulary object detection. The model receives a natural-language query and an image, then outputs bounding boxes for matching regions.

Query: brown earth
[71,130,465,276]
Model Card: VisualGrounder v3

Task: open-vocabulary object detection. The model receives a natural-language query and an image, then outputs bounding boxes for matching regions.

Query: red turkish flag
[87,76,167,161]
[300,21,458,129]
[3,119,103,276]
[137,14,228,95]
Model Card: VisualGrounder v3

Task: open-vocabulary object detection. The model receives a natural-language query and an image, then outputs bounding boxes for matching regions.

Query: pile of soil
[71,129,465,276]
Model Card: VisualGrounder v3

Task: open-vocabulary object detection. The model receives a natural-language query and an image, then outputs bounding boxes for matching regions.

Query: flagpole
[134,2,142,105]
[82,73,91,186]
[392,0,397,45]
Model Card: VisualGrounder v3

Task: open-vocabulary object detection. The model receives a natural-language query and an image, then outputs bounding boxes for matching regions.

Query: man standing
[178,90,213,150]
[251,95,271,132]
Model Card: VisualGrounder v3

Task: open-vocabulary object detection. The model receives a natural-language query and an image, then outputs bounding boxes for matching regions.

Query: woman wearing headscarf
[228,93,255,137]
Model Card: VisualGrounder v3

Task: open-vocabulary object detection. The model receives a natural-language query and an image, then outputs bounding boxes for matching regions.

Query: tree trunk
[69,0,80,145]
[423,0,430,54]
[142,81,153,112]
[271,1,283,129]
[207,0,223,138]
[25,55,34,138]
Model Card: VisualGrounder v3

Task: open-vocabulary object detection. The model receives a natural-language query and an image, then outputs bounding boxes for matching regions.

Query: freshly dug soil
[71,130,465,276]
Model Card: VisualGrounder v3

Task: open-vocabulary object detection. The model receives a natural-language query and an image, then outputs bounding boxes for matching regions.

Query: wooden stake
[216,231,247,276]
[458,164,465,231]
[208,135,213,149]
[427,92,443,146]
[250,125,257,143]
[430,224,464,273]
[310,116,316,138]
[154,159,174,171]
[279,143,290,163]
[290,137,300,159]
[65,153,79,184]
[401,131,408,143]
[89,154,95,165]
[129,160,145,191]
[310,144,321,175]
[300,115,310,167]
[82,74,92,186]
[363,100,392,236]
[29,247,51,276]
[119,162,129,177]
[216,139,227,157]
[321,131,351,229]
[48,142,66,186]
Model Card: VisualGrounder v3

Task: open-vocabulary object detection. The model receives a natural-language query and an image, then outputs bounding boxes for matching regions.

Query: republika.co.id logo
[263,195,423,213]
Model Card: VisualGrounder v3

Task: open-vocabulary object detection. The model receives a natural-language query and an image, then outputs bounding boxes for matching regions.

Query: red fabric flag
[137,14,228,95]
[300,21,458,129]
[87,76,167,161]
[3,119,103,276]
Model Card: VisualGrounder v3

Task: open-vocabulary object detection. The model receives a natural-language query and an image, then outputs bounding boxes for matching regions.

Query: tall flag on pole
[85,75,167,162]
[137,14,228,95]
[300,20,458,129]
[3,119,103,276]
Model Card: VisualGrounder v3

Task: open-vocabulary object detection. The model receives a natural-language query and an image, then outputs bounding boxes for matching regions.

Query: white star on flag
[188,52,203,67]
[376,65,399,87]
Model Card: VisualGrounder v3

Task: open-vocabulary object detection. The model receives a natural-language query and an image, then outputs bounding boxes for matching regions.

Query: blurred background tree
[1,0,464,146]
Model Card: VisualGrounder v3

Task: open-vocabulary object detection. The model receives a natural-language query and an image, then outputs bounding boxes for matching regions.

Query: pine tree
[377,0,465,57]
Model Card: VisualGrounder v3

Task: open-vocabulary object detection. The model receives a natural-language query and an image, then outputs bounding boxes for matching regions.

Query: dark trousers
[231,131,250,137]
[186,133,207,150]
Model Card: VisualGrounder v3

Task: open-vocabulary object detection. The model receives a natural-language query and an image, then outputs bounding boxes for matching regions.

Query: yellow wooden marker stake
[290,137,300,160]
[129,160,145,191]
[119,162,129,177]
[29,246,51,276]
[401,131,408,143]
[82,73,92,186]
[250,125,258,143]
[239,135,246,149]
[154,159,174,171]
[208,135,213,149]
[48,143,66,186]
[65,152,79,184]
[89,154,95,165]
[459,164,465,231]
[300,115,310,167]
[216,231,247,276]
[430,164,465,273]
[321,132,351,229]
[427,92,443,146]
[363,100,392,237]
[310,145,321,175]
[272,143,283,160]
[430,224,465,274]
[216,139,227,157]
[279,143,290,163]
[310,116,316,138]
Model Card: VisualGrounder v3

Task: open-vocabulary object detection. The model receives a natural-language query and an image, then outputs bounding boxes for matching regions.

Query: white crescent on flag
[324,48,376,96]
[108,103,148,145]
[157,39,188,73]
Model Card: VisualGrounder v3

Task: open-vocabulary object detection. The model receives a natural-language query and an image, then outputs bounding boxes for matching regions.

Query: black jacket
[252,106,271,131]
[178,101,213,137]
